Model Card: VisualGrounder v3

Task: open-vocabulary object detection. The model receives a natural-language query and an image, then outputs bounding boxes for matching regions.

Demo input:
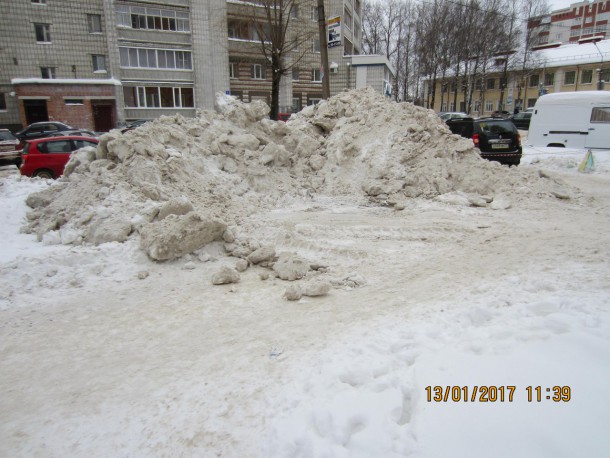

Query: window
[145,87,160,107]
[40,67,56,79]
[527,98,537,108]
[344,8,353,30]
[46,140,72,153]
[115,5,189,32]
[119,47,192,70]
[0,93,6,111]
[123,86,190,108]
[292,97,302,112]
[180,88,193,107]
[486,78,495,90]
[229,63,236,79]
[581,69,593,84]
[87,14,102,33]
[344,38,352,56]
[312,6,320,21]
[252,64,265,79]
[485,100,494,112]
[529,74,539,87]
[65,99,84,105]
[312,68,322,82]
[160,87,174,107]
[474,100,481,113]
[591,107,610,123]
[475,79,483,90]
[564,70,576,85]
[92,55,106,72]
[31,0,46,4]
[34,23,51,43]
[290,5,298,18]
[544,72,554,86]
[313,38,320,53]
[292,68,299,81]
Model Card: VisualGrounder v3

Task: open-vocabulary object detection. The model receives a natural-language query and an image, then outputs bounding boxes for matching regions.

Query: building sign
[327,16,341,48]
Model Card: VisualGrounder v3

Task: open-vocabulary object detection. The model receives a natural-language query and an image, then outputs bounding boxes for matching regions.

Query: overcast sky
[549,0,586,11]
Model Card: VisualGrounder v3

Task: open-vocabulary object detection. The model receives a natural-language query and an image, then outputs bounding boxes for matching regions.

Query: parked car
[446,117,522,166]
[15,121,74,141]
[120,119,151,133]
[439,112,468,122]
[528,91,610,149]
[20,136,99,179]
[509,111,532,130]
[46,129,100,138]
[0,129,23,167]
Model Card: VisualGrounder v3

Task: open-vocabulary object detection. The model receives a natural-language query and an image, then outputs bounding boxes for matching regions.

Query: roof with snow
[535,39,610,69]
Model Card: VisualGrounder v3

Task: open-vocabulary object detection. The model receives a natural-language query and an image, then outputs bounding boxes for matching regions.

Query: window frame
[252,63,265,80]
[590,107,610,123]
[564,70,576,85]
[92,54,107,73]
[123,86,194,109]
[34,23,51,43]
[40,67,56,79]
[119,47,192,70]
[581,69,593,84]
[87,14,102,33]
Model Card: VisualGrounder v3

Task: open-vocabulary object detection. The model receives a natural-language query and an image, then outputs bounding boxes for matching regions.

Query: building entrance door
[24,100,48,125]
[92,102,115,132]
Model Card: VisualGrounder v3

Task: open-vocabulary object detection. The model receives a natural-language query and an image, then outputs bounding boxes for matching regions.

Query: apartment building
[529,0,610,47]
[428,39,610,115]
[0,0,227,132]
[0,0,391,132]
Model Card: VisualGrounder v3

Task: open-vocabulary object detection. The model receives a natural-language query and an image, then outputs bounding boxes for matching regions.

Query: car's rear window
[478,121,514,134]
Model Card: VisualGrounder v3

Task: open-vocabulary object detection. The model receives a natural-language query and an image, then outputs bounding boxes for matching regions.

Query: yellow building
[426,38,610,115]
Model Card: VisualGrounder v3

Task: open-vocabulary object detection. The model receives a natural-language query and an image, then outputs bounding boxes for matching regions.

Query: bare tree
[362,1,385,55]
[236,0,317,119]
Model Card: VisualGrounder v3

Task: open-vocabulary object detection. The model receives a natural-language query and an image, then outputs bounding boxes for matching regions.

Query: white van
[527,91,610,149]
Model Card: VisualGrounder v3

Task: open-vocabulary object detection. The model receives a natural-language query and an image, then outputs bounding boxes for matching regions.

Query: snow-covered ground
[1,140,610,456]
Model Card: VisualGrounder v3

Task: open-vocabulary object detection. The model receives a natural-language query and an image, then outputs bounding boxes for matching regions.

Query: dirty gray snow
[22,88,569,265]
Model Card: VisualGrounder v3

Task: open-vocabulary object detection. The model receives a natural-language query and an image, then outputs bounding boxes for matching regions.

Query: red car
[20,136,99,179]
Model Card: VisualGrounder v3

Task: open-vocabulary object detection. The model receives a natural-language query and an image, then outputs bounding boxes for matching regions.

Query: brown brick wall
[15,83,116,130]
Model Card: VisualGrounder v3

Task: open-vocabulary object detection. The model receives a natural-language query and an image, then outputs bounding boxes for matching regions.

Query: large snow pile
[22,88,570,261]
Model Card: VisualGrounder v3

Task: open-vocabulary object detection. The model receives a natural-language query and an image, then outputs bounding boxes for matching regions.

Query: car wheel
[34,169,54,179]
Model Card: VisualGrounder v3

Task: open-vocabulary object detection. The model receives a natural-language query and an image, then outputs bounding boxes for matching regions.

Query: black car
[446,117,522,166]
[15,122,74,141]
[509,111,532,130]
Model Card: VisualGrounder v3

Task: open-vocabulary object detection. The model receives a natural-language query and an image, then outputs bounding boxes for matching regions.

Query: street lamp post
[579,36,604,90]
[592,41,604,90]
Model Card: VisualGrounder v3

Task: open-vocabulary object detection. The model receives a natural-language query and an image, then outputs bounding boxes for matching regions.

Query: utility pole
[317,0,330,99]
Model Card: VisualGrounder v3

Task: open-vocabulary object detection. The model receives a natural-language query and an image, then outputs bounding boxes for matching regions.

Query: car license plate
[491,144,509,149]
